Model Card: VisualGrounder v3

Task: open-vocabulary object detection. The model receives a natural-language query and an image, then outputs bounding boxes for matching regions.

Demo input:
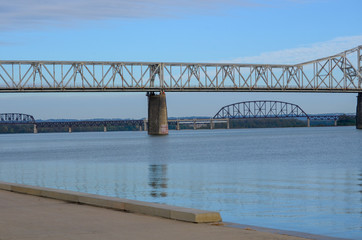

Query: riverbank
[0,182,349,240]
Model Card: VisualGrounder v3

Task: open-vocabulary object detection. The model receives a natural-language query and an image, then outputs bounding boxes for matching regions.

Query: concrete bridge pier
[147,92,168,135]
[307,118,311,127]
[357,93,362,129]
[33,124,38,134]
[176,120,180,130]
[143,120,148,132]
[210,119,214,130]
[226,118,230,129]
[104,125,107,132]
[68,126,72,133]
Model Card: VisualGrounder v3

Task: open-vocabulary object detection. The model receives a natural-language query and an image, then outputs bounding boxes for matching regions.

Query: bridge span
[0,110,352,134]
[213,100,351,127]
[0,113,230,133]
[1,46,361,133]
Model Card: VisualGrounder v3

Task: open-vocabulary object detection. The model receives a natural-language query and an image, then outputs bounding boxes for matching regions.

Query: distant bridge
[214,101,308,119]
[0,113,143,132]
[0,106,353,133]
[0,113,229,133]
[0,113,35,124]
[213,100,354,126]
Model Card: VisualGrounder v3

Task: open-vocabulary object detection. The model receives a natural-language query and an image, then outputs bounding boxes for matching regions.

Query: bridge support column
[210,119,214,130]
[176,120,180,130]
[357,93,362,129]
[104,125,107,132]
[193,120,197,130]
[68,126,72,133]
[33,124,38,134]
[334,119,337,126]
[307,118,310,127]
[226,118,230,129]
[143,120,148,131]
[147,92,168,135]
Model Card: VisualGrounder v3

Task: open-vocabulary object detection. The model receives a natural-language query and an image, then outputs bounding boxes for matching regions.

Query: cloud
[0,0,249,30]
[0,41,11,45]
[0,0,312,30]
[231,35,362,65]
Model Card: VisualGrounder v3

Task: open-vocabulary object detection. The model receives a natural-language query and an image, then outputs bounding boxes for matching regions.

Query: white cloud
[0,0,316,30]
[0,0,253,30]
[0,41,12,45]
[231,35,362,64]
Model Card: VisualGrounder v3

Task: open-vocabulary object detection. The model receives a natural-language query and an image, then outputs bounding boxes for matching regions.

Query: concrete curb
[0,181,222,223]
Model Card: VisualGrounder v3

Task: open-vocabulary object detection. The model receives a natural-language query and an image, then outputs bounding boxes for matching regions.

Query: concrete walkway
[0,190,311,240]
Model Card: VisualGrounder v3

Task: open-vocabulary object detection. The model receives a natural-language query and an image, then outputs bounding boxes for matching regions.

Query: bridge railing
[0,46,361,92]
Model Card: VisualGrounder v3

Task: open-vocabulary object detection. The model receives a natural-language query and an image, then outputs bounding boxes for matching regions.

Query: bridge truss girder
[0,46,361,92]
[0,113,35,124]
[213,101,309,119]
[36,120,143,128]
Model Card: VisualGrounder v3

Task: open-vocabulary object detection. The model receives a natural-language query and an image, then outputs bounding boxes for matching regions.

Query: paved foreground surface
[0,190,311,240]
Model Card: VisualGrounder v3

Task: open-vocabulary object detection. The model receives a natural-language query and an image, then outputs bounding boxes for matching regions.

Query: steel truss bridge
[0,113,141,126]
[0,113,228,132]
[213,100,350,122]
[0,113,35,124]
[36,119,144,128]
[0,46,361,92]
[0,105,350,133]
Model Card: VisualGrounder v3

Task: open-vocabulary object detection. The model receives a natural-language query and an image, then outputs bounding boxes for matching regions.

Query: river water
[0,127,361,239]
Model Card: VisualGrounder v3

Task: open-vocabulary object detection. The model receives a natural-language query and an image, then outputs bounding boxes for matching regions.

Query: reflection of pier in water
[148,164,168,198]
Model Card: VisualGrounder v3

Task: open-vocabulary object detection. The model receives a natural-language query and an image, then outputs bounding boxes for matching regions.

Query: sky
[0,0,361,119]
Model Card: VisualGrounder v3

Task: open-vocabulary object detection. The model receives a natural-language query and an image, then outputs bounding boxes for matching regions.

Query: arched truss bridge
[0,113,35,124]
[213,100,348,121]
